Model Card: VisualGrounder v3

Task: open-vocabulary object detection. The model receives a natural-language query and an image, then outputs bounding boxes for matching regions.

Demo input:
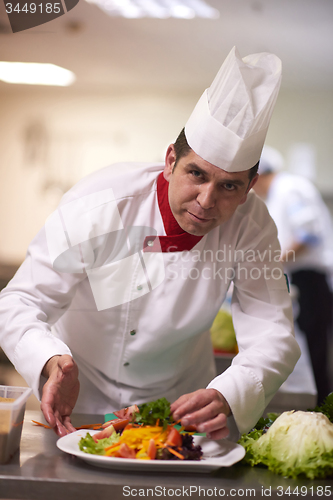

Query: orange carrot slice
[32,420,51,429]
[166,446,185,460]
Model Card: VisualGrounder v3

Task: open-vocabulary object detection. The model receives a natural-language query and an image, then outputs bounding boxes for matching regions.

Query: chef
[0,47,300,438]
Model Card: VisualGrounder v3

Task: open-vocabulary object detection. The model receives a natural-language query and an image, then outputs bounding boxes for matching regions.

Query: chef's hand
[171,388,231,440]
[40,354,80,437]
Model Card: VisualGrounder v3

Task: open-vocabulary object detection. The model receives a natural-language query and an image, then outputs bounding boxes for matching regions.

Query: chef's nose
[196,184,216,210]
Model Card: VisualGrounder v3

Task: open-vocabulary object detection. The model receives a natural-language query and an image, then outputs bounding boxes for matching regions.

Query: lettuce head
[240,410,333,479]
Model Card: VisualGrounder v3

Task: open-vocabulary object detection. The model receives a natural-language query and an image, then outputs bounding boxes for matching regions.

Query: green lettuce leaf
[79,432,120,455]
[239,411,333,479]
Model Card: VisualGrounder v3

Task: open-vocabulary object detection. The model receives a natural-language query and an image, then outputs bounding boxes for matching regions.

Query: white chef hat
[184,46,282,172]
[258,145,285,174]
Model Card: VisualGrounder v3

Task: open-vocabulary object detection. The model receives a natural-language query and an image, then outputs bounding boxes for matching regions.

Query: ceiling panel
[0,0,332,92]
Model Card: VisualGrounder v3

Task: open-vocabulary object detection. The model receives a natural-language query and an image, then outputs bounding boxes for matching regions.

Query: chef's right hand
[40,354,80,437]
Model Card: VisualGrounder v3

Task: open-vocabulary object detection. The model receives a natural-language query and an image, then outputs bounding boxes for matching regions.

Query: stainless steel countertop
[0,411,332,500]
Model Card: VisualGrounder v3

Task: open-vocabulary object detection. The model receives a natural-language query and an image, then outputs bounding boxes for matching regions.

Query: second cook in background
[254,147,333,404]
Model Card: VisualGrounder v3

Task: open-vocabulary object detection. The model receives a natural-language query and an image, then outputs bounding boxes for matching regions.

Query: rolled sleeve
[207,366,265,435]
[14,329,72,400]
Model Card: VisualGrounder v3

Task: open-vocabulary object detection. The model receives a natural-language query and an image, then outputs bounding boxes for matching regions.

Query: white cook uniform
[0,163,300,434]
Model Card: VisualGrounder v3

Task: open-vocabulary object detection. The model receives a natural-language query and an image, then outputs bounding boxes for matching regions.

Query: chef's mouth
[187,211,212,223]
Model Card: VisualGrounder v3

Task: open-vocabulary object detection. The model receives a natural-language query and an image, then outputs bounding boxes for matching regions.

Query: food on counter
[0,410,11,463]
[113,404,139,421]
[133,397,171,429]
[79,424,202,461]
[0,398,15,434]
[0,397,17,463]
[94,417,130,438]
[239,410,333,479]
[0,399,15,435]
[79,429,120,455]
[78,398,203,461]
[210,310,238,353]
[0,387,32,464]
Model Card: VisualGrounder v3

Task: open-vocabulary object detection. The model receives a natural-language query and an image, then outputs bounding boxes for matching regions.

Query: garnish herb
[310,392,333,422]
[134,397,174,430]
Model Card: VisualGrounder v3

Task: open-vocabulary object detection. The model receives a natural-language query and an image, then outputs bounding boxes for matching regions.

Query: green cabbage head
[240,410,333,479]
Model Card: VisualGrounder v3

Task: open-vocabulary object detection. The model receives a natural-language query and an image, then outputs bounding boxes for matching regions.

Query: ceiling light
[171,5,195,19]
[85,0,219,19]
[0,62,76,86]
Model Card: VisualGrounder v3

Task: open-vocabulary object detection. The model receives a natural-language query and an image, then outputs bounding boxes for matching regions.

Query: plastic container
[0,385,32,464]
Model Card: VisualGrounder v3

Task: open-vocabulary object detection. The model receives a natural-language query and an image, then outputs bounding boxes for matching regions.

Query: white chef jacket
[0,163,300,434]
[265,172,333,274]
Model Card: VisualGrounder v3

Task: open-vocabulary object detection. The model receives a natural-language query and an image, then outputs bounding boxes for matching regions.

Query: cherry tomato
[92,424,115,443]
[182,424,197,432]
[102,418,129,432]
[147,438,156,460]
[166,427,182,447]
[113,404,139,421]
[115,443,136,459]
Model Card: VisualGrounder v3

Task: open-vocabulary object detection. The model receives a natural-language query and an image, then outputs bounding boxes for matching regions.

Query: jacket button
[147,240,154,247]
[123,362,130,366]
[130,330,136,336]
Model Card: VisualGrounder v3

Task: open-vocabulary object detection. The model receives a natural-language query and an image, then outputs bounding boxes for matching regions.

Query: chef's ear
[164,144,176,182]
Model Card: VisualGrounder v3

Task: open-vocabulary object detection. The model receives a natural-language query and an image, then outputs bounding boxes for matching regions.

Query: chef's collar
[143,172,203,253]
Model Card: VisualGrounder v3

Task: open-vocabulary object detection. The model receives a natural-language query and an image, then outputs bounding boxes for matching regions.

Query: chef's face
[163,145,258,236]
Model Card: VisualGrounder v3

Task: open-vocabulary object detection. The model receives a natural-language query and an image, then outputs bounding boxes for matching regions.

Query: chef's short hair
[173,128,192,165]
[173,128,258,181]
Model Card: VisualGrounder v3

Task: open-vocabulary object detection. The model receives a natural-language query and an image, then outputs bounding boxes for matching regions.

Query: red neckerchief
[143,172,203,253]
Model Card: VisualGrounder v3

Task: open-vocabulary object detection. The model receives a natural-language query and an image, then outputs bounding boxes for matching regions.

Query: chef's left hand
[171,388,231,440]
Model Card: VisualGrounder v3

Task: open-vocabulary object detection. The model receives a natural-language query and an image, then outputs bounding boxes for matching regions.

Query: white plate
[57,430,245,473]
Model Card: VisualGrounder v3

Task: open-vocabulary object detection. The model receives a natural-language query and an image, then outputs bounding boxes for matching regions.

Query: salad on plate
[78,397,203,461]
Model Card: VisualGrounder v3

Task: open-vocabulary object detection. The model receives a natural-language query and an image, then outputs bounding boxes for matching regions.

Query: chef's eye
[191,170,203,178]
[224,183,236,191]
